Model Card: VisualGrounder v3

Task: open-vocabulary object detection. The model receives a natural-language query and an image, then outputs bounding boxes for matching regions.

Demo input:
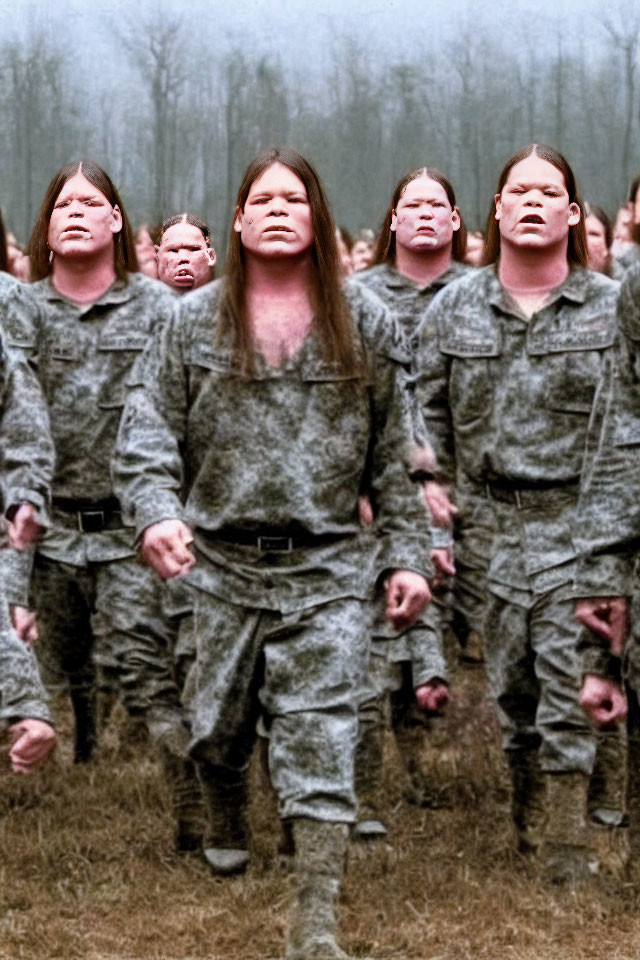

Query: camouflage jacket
[413,264,619,596]
[10,273,175,567]
[574,262,640,597]
[114,279,432,612]
[355,260,469,345]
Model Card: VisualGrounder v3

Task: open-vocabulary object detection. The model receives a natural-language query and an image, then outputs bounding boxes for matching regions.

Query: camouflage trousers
[185,588,369,823]
[31,553,186,745]
[485,589,597,775]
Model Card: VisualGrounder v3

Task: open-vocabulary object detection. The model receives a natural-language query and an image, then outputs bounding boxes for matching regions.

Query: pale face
[351,240,373,272]
[233,162,314,260]
[156,221,216,292]
[585,213,609,274]
[495,154,580,253]
[48,170,122,261]
[390,177,460,255]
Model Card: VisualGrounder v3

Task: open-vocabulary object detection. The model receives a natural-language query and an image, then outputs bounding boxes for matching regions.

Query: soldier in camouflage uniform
[414,144,618,885]
[114,148,432,960]
[576,261,640,868]
[3,161,200,849]
[351,168,471,836]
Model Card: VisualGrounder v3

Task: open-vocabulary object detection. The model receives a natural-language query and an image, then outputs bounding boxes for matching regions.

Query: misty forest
[2,0,640,255]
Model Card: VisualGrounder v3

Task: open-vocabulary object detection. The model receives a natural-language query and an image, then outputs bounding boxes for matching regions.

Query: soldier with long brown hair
[114,147,432,960]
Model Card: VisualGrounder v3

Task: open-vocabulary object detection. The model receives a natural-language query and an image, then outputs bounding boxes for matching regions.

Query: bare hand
[11,606,38,647]
[580,674,627,728]
[358,494,374,527]
[422,482,458,528]
[574,597,629,656]
[141,519,196,579]
[415,680,450,713]
[385,569,431,631]
[7,503,44,549]
[431,547,455,589]
[8,719,56,773]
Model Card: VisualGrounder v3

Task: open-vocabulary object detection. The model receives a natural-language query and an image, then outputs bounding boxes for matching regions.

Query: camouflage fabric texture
[114,278,432,822]
[414,264,620,774]
[0,623,51,725]
[114,278,432,606]
[0,273,54,522]
[186,590,367,822]
[1,272,186,741]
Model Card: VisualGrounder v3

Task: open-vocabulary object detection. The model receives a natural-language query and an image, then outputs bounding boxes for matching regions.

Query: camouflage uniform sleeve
[359,292,433,579]
[0,544,33,607]
[574,270,640,597]
[0,628,51,725]
[411,296,456,485]
[0,341,53,519]
[113,309,188,538]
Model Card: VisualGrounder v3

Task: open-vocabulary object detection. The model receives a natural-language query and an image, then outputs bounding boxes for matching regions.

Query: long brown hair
[483,144,588,267]
[29,160,138,281]
[373,167,467,266]
[219,147,362,379]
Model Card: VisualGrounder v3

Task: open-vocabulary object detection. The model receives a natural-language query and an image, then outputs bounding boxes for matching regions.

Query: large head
[484,144,587,266]
[156,213,216,293]
[229,147,339,272]
[222,147,359,377]
[29,161,138,281]
[374,168,466,266]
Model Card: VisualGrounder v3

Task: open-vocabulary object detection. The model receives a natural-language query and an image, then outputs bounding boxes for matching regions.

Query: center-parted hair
[483,144,588,267]
[160,212,212,245]
[373,167,467,266]
[219,147,363,379]
[29,160,138,281]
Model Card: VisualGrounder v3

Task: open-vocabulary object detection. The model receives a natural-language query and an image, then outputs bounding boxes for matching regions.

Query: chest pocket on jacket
[97,331,149,408]
[299,360,371,478]
[439,314,501,424]
[527,313,613,416]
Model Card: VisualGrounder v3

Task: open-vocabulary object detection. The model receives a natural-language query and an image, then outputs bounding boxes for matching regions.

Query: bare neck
[498,240,570,294]
[394,244,452,287]
[244,253,314,310]
[50,254,118,306]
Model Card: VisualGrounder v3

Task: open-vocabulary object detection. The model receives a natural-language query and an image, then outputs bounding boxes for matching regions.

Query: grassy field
[2,663,640,960]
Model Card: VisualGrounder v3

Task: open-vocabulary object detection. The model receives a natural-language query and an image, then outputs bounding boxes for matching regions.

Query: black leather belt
[481,480,579,510]
[52,496,124,533]
[213,527,344,553]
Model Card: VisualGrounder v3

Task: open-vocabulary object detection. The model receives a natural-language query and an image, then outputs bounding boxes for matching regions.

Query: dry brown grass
[2,665,640,960]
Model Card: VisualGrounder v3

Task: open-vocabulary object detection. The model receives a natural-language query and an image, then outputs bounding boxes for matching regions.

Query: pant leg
[31,554,96,699]
[93,557,187,749]
[185,590,264,771]
[484,592,541,755]
[531,595,597,776]
[260,597,368,824]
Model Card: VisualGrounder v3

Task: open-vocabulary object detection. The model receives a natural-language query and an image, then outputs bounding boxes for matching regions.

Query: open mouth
[173,269,194,284]
[62,225,89,235]
[519,215,545,224]
[264,225,293,233]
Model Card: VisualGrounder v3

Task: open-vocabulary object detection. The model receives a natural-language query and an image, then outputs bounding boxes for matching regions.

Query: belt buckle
[78,510,104,533]
[258,535,293,552]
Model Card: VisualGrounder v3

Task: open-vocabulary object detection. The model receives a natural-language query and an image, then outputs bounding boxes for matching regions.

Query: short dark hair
[484,143,587,267]
[160,212,212,245]
[29,160,138,281]
[373,167,467,265]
